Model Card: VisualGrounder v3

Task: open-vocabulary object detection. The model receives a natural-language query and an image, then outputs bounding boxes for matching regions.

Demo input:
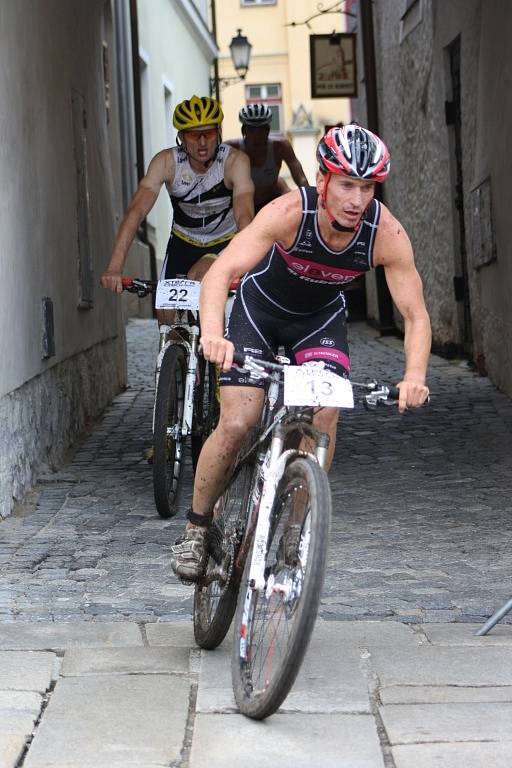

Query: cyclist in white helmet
[226,103,309,211]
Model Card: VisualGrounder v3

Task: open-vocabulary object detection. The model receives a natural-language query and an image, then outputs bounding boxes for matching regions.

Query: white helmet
[239,104,272,126]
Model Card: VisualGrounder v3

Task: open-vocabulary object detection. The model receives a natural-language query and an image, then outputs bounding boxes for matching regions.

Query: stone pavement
[1,619,511,767]
[1,319,512,766]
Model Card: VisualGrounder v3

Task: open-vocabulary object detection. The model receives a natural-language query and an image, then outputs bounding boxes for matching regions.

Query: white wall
[0,0,125,398]
[136,0,217,270]
[0,0,126,516]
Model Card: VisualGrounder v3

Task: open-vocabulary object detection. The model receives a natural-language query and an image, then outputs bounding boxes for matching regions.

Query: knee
[217,408,257,444]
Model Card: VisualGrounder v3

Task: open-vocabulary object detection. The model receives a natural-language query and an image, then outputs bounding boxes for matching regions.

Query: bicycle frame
[154,310,200,437]
[233,364,330,594]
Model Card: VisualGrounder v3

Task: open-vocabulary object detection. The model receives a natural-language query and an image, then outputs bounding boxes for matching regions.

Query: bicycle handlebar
[121,277,157,297]
[232,353,403,407]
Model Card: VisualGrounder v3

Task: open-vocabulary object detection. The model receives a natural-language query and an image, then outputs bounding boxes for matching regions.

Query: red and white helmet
[317,124,390,182]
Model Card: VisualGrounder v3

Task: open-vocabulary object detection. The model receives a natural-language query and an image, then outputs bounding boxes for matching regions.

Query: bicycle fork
[152,323,199,438]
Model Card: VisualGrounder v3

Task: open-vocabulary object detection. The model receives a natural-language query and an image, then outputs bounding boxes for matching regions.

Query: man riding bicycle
[100,95,254,304]
[170,123,431,582]
[226,103,309,212]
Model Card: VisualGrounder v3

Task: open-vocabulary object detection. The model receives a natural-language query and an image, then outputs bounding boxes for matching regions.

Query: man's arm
[100,149,174,292]
[374,206,431,412]
[200,192,302,369]
[279,140,309,187]
[225,149,255,231]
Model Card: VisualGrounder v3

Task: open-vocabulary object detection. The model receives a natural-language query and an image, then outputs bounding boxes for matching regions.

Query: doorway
[446,36,473,356]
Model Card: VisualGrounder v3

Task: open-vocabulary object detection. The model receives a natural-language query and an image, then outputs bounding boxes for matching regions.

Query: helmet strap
[320,172,359,232]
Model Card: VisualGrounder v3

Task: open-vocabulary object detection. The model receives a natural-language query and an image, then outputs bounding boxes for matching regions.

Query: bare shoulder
[224,145,251,184]
[373,202,413,266]
[256,189,303,245]
[144,148,175,185]
[270,138,291,162]
[225,144,249,168]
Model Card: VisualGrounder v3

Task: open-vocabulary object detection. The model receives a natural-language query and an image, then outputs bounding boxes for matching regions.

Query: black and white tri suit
[162,144,236,278]
[220,185,381,388]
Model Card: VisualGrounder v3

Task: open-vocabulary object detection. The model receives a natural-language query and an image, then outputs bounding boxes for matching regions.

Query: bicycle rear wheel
[231,456,331,719]
[191,358,219,473]
[153,345,186,519]
[193,458,256,650]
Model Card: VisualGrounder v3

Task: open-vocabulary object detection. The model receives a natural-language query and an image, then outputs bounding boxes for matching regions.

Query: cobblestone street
[1,319,512,626]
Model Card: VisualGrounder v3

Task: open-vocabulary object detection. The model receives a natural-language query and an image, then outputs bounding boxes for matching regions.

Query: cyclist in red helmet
[226,103,309,211]
[170,123,431,583]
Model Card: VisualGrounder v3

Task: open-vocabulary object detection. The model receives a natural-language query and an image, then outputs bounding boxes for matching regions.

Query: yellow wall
[215,0,351,184]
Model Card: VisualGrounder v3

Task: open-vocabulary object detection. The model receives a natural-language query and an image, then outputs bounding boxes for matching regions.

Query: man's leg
[170,385,264,582]
[193,385,264,516]
[312,406,339,471]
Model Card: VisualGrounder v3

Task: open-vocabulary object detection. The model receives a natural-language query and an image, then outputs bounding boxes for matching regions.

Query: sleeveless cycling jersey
[220,186,381,388]
[240,138,279,188]
[167,144,235,247]
[243,185,381,313]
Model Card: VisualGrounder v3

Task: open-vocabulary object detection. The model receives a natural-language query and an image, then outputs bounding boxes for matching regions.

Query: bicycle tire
[231,456,331,719]
[191,358,219,473]
[153,345,186,519]
[193,458,257,650]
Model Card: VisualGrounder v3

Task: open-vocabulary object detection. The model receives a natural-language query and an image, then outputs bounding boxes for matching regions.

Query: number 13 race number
[284,365,354,408]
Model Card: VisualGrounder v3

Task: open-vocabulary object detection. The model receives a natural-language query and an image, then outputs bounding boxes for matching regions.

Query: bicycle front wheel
[231,456,331,719]
[153,345,186,519]
[193,458,256,650]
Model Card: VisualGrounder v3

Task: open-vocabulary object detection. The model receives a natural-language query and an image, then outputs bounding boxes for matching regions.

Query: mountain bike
[122,277,219,518]
[193,352,400,719]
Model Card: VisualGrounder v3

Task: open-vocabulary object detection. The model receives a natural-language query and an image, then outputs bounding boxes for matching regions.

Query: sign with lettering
[155,279,200,310]
[310,33,357,99]
[284,365,354,408]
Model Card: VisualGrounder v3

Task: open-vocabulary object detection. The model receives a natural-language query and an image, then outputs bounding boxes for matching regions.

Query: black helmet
[239,104,272,127]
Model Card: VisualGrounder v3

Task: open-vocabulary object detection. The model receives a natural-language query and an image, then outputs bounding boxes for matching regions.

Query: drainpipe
[129,0,158,285]
[359,0,395,333]
[210,0,220,101]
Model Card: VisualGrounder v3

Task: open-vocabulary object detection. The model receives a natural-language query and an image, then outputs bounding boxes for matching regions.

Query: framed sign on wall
[310,33,357,99]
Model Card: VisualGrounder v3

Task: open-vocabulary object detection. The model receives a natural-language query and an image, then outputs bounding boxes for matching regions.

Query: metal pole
[476,598,512,636]
[210,0,220,101]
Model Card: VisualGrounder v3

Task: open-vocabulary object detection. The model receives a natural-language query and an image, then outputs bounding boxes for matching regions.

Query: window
[399,0,423,42]
[241,0,276,6]
[245,83,282,133]
[139,49,152,170]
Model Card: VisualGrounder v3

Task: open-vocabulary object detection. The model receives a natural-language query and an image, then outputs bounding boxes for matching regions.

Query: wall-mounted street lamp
[210,29,252,98]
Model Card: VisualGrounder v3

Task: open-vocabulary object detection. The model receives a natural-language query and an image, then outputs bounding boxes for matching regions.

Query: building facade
[214,0,352,186]
[136,0,218,273]
[0,0,130,518]
[0,0,217,519]
[352,0,512,397]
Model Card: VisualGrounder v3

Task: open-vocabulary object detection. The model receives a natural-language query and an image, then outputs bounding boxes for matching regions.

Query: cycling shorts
[161,232,230,279]
[220,279,350,389]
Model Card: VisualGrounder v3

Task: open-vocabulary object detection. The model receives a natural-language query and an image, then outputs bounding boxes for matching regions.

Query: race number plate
[284,365,354,408]
[155,279,200,310]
